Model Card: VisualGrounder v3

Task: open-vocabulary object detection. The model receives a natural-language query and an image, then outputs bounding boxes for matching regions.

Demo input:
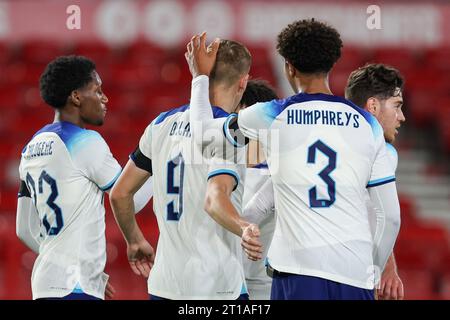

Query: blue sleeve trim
[223,114,246,148]
[367,176,396,188]
[99,170,122,191]
[207,169,240,191]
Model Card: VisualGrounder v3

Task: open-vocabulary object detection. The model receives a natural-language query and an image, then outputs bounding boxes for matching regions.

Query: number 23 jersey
[19,121,121,299]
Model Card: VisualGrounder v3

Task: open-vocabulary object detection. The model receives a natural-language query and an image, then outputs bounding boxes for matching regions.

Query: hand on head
[185,32,220,78]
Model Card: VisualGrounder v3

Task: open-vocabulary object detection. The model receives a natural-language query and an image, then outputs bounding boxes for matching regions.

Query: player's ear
[285,61,296,78]
[69,90,82,107]
[238,74,249,93]
[366,97,380,116]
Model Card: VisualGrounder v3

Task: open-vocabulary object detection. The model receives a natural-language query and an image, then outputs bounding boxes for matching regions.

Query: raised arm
[185,32,220,122]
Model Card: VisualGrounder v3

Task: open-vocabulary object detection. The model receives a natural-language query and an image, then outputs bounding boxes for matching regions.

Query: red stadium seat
[20,41,69,64]
[126,41,168,65]
[424,47,450,71]
[335,46,369,71]
[399,269,435,300]
[373,48,422,73]
[396,222,450,273]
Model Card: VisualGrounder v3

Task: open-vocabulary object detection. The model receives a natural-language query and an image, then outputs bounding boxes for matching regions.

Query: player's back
[238,93,395,289]
[145,105,246,300]
[19,121,120,299]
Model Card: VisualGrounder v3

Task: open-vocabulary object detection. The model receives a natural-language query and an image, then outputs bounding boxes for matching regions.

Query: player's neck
[209,87,239,114]
[296,73,332,95]
[54,107,85,128]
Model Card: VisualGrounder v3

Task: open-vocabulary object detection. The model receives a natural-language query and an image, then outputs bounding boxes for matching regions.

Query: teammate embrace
[17,19,404,301]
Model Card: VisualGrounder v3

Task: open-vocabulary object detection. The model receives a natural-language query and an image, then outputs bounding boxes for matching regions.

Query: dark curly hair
[39,55,96,109]
[276,18,342,74]
[240,79,278,108]
[210,39,251,88]
[345,63,404,108]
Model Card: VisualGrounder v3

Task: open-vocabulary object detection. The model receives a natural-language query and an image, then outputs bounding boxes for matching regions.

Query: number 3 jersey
[237,93,396,289]
[136,105,247,300]
[18,121,121,299]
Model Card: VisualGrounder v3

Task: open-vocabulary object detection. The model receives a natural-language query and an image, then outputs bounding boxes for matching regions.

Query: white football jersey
[237,93,396,289]
[138,105,247,300]
[18,121,121,299]
[242,164,274,300]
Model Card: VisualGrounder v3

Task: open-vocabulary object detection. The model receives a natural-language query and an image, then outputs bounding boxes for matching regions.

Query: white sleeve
[367,132,396,188]
[237,101,278,144]
[243,178,275,225]
[133,176,153,214]
[16,196,41,254]
[190,75,213,121]
[207,139,246,190]
[368,182,401,273]
[190,75,233,151]
[72,131,122,191]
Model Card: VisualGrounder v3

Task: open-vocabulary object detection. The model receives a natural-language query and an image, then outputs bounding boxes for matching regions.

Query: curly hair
[345,63,404,108]
[276,18,342,74]
[39,55,96,109]
[240,79,278,107]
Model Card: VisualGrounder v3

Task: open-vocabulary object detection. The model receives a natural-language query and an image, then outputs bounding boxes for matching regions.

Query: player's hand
[105,280,116,300]
[127,239,155,278]
[241,224,263,261]
[377,267,404,300]
[185,31,220,78]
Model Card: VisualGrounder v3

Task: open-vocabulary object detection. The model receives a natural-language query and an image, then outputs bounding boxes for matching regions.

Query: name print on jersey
[23,141,55,159]
[287,109,360,128]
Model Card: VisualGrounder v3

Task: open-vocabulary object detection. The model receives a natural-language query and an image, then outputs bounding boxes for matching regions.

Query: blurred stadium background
[0,0,449,300]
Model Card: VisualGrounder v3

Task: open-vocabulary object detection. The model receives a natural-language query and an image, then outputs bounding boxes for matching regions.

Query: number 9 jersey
[18,121,121,300]
[237,93,397,290]
[136,104,247,300]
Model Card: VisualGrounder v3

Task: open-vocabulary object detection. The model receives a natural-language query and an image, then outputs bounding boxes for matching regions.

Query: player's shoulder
[385,142,398,162]
[153,104,230,125]
[32,121,104,146]
[154,104,190,125]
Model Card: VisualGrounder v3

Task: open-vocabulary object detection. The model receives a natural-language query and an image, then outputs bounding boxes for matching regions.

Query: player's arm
[243,178,275,225]
[368,181,401,274]
[204,174,262,261]
[110,146,155,278]
[185,32,219,122]
[16,180,41,254]
[378,252,404,300]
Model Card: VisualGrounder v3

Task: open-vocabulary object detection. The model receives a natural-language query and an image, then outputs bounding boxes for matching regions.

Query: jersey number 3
[166,153,185,221]
[26,170,64,235]
[307,140,336,208]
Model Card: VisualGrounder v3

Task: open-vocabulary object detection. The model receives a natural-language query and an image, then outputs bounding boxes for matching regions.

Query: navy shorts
[149,293,249,300]
[37,292,101,300]
[271,271,374,300]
